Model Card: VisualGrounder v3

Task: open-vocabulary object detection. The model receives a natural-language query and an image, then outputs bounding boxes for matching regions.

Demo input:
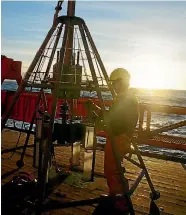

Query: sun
[131,69,167,89]
[129,55,172,90]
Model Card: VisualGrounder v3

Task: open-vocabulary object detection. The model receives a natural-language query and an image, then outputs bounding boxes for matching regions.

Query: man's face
[111,78,129,94]
[112,79,121,94]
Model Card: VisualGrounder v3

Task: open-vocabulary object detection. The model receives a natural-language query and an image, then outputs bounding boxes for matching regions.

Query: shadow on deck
[1,130,186,215]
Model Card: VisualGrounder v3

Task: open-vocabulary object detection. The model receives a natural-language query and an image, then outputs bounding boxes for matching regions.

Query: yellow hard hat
[109,68,130,81]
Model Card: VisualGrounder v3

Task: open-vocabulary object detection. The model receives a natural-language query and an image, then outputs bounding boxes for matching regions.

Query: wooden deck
[1,129,186,215]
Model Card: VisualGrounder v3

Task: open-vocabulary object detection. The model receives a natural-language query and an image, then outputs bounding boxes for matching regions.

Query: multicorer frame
[1,1,161,215]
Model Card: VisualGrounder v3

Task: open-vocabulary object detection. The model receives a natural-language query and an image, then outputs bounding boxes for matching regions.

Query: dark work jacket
[105,90,139,137]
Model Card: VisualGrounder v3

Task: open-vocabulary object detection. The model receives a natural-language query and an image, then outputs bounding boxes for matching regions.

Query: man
[92,68,139,213]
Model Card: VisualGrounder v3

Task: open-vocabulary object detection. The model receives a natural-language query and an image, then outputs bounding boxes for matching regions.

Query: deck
[1,129,186,215]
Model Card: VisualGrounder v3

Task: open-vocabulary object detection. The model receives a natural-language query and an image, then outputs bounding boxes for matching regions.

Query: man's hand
[85,99,101,114]
[85,99,109,120]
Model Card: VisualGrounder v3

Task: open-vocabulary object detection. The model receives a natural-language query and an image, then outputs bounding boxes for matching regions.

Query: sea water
[2,81,186,159]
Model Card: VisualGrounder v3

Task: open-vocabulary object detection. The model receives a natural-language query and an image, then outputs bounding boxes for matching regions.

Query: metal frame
[124,141,160,200]
[1,11,161,214]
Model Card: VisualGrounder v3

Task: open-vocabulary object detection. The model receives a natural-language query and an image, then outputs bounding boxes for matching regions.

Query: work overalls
[103,92,138,211]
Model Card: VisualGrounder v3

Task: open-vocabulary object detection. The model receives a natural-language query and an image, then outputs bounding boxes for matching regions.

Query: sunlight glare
[130,55,173,89]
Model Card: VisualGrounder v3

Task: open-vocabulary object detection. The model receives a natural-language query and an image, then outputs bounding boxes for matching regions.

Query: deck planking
[1,129,186,215]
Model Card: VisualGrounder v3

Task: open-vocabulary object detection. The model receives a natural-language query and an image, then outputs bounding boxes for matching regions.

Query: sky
[1,1,186,90]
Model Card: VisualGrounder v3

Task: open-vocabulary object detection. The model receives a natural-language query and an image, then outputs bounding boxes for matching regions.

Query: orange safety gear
[100,90,138,212]
[104,134,131,212]
[104,133,131,195]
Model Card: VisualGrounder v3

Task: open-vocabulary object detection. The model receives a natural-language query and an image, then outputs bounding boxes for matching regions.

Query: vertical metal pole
[45,24,63,79]
[77,51,80,65]
[41,90,48,111]
[64,0,76,65]
[57,51,60,62]
[67,0,76,16]
[146,110,151,132]
[1,22,58,129]
[139,108,144,133]
[91,126,96,181]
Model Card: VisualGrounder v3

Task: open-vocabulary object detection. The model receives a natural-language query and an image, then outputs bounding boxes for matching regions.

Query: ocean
[2,81,186,159]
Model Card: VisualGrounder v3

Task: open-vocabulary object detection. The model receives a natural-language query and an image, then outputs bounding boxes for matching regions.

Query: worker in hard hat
[92,68,138,213]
